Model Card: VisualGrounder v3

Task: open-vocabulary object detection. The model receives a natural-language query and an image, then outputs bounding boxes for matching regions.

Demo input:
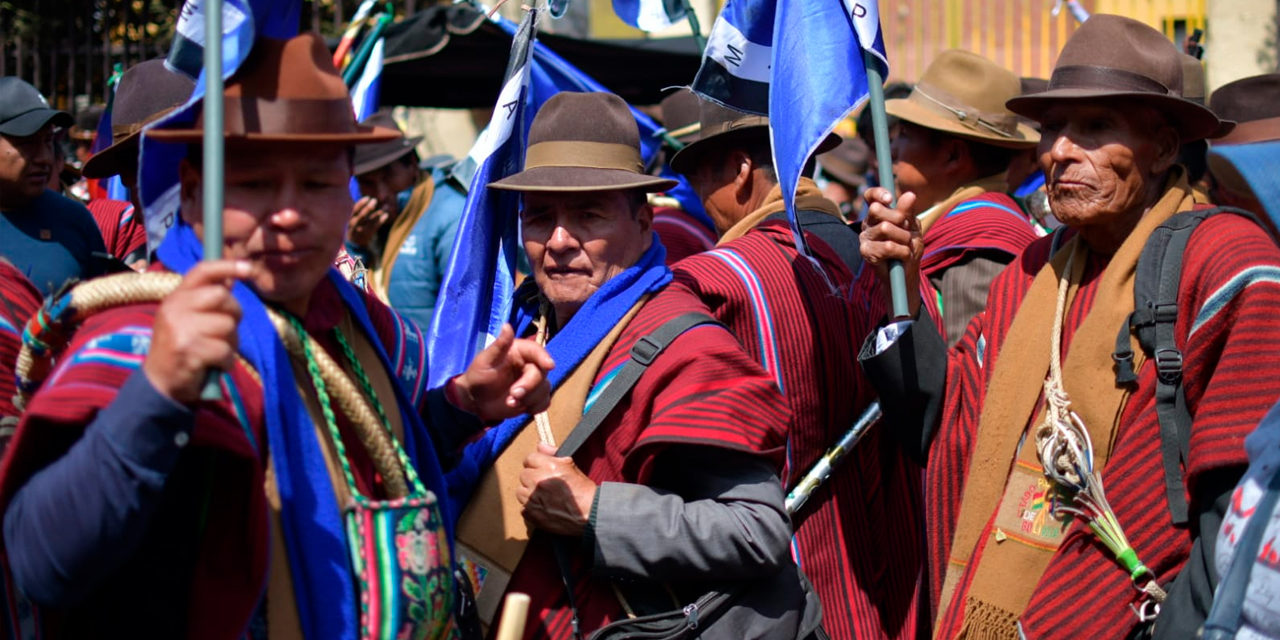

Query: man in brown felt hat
[667,98,928,640]
[454,91,820,640]
[1176,53,1214,202]
[646,88,718,264]
[860,14,1280,640]
[1205,72,1280,227]
[346,110,467,328]
[79,58,196,269]
[879,49,1044,346]
[0,33,556,639]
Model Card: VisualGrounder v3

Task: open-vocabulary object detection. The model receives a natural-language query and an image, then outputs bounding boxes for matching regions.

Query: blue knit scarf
[445,234,671,522]
[156,221,453,640]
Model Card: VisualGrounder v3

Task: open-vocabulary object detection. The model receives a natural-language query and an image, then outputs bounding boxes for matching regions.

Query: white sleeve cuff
[874,320,915,355]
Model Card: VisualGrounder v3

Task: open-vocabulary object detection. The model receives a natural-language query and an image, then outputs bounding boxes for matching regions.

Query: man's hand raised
[450,324,554,422]
[143,260,250,404]
[860,187,925,318]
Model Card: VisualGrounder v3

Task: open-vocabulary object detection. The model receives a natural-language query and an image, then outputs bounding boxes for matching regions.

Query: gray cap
[0,77,72,137]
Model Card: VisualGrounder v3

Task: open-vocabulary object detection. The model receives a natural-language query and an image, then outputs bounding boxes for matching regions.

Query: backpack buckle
[1154,347,1184,383]
[1153,303,1179,324]
[631,336,662,365]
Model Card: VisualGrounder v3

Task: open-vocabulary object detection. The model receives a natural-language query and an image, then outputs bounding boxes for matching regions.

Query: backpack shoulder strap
[556,312,724,458]
[1114,206,1262,525]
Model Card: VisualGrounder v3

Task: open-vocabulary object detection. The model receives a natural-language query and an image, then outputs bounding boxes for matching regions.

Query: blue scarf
[156,221,453,640]
[445,234,671,522]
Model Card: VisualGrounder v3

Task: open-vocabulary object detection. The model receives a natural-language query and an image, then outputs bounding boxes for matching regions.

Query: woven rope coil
[14,272,410,498]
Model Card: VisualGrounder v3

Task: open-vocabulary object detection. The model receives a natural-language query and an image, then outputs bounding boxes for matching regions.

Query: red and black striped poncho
[672,219,927,640]
[500,284,792,640]
[929,213,1280,639]
[0,262,42,453]
[0,273,431,639]
[86,198,147,263]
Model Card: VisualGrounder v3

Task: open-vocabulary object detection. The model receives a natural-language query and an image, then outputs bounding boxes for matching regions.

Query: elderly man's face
[0,124,56,209]
[180,142,353,316]
[521,190,653,325]
[1037,102,1177,236]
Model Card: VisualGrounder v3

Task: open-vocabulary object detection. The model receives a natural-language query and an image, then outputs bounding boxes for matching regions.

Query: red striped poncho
[86,198,147,263]
[500,284,792,640]
[653,205,717,265]
[928,213,1280,639]
[919,193,1039,277]
[0,263,42,453]
[0,272,431,638]
[671,219,927,640]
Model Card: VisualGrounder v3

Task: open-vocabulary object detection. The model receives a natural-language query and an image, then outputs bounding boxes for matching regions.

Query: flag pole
[200,0,226,400]
[861,49,909,318]
[677,0,706,53]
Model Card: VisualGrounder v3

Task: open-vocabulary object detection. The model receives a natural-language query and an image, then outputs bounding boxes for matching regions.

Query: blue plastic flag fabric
[137,0,300,252]
[612,0,688,31]
[692,0,887,256]
[90,73,132,202]
[426,10,538,389]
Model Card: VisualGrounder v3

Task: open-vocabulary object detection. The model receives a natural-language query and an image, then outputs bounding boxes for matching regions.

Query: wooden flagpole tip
[495,592,532,640]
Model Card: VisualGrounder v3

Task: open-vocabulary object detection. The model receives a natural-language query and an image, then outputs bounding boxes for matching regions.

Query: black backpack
[1111,206,1263,525]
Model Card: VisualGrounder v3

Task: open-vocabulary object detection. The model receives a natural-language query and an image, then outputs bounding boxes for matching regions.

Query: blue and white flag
[612,0,688,32]
[426,9,537,389]
[693,0,887,257]
[347,35,384,200]
[90,82,131,202]
[138,0,300,252]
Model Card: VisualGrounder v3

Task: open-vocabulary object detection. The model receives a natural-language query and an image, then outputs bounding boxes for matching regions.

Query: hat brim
[1006,89,1230,142]
[669,125,841,176]
[354,136,425,176]
[145,124,402,145]
[488,166,679,193]
[886,98,1040,149]
[81,132,140,179]
[0,109,73,137]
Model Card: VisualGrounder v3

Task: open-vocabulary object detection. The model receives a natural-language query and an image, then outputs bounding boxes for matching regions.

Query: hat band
[195,96,357,136]
[1212,116,1280,146]
[1048,65,1173,95]
[911,82,1018,138]
[525,141,644,173]
[665,122,701,139]
[112,105,183,144]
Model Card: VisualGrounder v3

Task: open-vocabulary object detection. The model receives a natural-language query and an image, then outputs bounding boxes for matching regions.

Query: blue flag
[138,0,300,251]
[612,0,688,31]
[426,10,537,389]
[693,0,887,256]
[348,35,385,200]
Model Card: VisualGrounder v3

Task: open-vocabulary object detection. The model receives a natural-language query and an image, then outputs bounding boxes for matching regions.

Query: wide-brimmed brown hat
[488,92,678,193]
[886,50,1038,149]
[70,105,104,142]
[668,99,841,175]
[1208,74,1280,145]
[82,60,195,178]
[148,33,398,145]
[818,136,870,187]
[1179,54,1207,105]
[659,89,702,145]
[1006,14,1229,142]
[353,110,424,176]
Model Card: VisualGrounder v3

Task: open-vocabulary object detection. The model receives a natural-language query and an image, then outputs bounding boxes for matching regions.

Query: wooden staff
[495,593,531,640]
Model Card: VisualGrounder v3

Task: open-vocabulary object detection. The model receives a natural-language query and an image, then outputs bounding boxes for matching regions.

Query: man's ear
[731,149,754,197]
[636,201,654,235]
[1150,123,1182,174]
[178,158,201,225]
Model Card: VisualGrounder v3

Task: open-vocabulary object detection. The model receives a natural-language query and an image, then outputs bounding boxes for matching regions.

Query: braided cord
[288,313,364,500]
[332,328,426,495]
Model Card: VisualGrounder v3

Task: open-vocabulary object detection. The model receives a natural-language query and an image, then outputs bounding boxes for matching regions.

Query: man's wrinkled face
[521,189,652,322]
[0,124,56,208]
[181,142,353,311]
[1037,102,1173,230]
[355,155,419,217]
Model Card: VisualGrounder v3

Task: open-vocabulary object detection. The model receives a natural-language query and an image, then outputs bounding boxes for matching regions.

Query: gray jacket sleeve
[931,253,1011,348]
[586,446,791,583]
